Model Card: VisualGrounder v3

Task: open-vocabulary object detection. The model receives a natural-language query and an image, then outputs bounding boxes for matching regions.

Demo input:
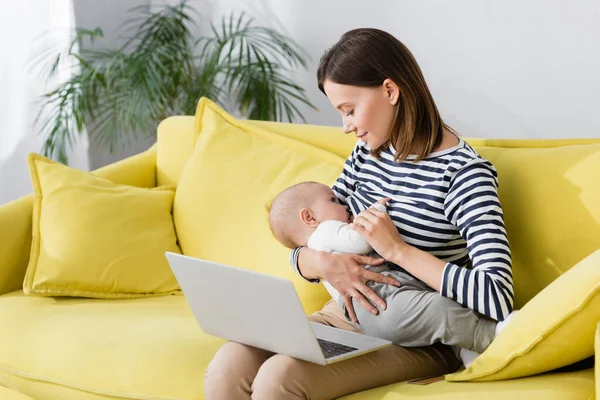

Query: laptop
[165,252,392,365]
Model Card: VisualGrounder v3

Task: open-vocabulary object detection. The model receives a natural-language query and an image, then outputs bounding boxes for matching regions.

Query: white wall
[194,0,600,139]
[0,1,89,205]
[3,0,598,205]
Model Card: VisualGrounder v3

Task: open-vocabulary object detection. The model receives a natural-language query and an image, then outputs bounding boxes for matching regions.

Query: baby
[269,181,516,366]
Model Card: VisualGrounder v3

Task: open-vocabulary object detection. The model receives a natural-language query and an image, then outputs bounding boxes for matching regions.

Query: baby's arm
[308,220,373,255]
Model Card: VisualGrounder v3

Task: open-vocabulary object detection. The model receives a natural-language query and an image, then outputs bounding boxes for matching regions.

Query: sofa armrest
[0,196,35,296]
[0,145,158,296]
[596,322,599,399]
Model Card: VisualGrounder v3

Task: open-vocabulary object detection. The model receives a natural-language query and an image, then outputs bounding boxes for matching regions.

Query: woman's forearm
[296,247,325,280]
[391,244,446,291]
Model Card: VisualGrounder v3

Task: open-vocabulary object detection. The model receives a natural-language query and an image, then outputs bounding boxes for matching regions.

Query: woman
[205,28,513,399]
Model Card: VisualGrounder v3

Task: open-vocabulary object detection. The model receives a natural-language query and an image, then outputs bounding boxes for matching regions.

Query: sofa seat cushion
[0,386,37,400]
[0,291,594,400]
[0,291,224,400]
[340,368,594,400]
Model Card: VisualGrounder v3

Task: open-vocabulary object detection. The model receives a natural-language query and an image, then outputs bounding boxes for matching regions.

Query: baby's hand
[371,198,390,213]
[349,198,390,229]
[376,197,390,207]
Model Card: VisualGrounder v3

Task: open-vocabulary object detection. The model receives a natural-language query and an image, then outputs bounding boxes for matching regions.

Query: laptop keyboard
[317,338,358,359]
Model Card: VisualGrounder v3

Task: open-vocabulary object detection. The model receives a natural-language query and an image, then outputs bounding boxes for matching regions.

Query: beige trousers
[204,299,461,400]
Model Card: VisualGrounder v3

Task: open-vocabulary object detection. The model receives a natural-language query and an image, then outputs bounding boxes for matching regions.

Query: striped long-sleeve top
[291,138,514,321]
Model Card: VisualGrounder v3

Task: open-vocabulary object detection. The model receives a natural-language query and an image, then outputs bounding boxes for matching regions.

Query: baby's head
[269,182,351,249]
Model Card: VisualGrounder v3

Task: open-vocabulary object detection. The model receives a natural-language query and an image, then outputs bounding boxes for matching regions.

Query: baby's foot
[459,348,480,368]
[495,310,519,337]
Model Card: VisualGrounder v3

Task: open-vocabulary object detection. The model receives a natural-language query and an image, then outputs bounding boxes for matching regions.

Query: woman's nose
[343,121,356,134]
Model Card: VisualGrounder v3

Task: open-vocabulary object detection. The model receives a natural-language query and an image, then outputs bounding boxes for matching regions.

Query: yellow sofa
[1,99,599,399]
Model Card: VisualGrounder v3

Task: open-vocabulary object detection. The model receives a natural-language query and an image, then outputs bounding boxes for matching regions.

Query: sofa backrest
[156,99,600,310]
[155,116,358,187]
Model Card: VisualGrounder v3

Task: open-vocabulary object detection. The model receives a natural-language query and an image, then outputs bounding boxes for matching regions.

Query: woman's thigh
[252,299,462,400]
[204,341,273,400]
[204,300,351,399]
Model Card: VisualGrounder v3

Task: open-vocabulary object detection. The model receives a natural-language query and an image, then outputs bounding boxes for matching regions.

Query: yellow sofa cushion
[340,368,594,400]
[596,321,600,398]
[2,291,592,400]
[0,291,222,400]
[474,143,600,307]
[247,119,357,159]
[24,153,181,298]
[446,248,600,382]
[156,116,198,187]
[173,98,346,313]
[0,146,158,298]
[0,386,37,400]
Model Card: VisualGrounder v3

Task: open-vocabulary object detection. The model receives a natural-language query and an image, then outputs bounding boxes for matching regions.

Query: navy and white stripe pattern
[291,139,514,321]
[290,247,318,283]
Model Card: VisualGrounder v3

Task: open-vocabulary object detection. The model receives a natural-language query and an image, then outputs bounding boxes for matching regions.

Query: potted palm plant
[33,1,316,163]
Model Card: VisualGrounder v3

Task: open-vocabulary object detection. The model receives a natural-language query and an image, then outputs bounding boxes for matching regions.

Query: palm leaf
[34,1,316,163]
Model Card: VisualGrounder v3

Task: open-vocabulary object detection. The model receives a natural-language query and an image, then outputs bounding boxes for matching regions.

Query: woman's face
[323,79,399,149]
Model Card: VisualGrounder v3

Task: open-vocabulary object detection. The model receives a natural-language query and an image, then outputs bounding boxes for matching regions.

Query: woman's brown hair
[317,28,453,162]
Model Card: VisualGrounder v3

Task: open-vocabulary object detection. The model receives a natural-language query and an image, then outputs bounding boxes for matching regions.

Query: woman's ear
[299,208,319,227]
[382,78,400,106]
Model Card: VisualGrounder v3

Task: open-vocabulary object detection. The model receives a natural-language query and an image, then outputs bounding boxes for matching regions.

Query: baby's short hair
[269,181,324,248]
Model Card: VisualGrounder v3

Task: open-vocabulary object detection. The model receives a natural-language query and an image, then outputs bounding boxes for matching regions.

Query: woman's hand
[319,252,401,323]
[350,198,409,262]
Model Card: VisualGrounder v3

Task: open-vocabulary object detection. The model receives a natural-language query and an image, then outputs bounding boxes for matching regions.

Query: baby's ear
[299,208,318,227]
